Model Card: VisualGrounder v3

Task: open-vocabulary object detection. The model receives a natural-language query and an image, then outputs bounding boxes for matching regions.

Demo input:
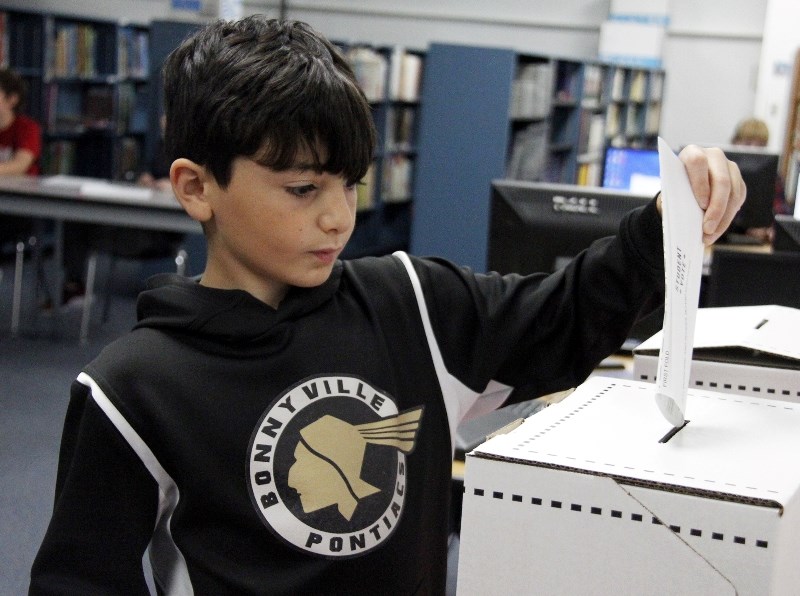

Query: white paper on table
[79,180,154,201]
[654,138,705,427]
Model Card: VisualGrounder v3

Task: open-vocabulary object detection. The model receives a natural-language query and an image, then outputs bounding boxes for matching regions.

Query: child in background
[0,68,42,293]
[0,67,41,176]
[30,16,744,594]
[731,117,770,147]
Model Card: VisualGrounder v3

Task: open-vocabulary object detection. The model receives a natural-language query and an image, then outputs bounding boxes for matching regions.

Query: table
[0,175,201,233]
[0,175,203,337]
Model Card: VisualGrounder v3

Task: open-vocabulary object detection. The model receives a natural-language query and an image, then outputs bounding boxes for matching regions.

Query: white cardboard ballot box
[633,305,800,402]
[456,376,800,595]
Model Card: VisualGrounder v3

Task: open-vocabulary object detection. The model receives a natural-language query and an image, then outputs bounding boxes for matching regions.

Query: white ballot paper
[654,138,705,427]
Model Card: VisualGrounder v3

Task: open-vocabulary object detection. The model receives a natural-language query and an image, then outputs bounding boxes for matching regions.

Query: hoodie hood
[134,263,343,345]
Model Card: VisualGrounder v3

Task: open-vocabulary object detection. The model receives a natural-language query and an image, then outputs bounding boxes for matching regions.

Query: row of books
[382,154,414,203]
[43,137,143,179]
[355,154,415,209]
[610,68,662,104]
[511,61,663,123]
[577,112,606,157]
[50,23,102,78]
[384,106,416,152]
[42,140,77,175]
[576,161,603,187]
[510,62,553,120]
[581,64,604,103]
[118,27,149,79]
[507,121,550,180]
[345,46,423,103]
[0,12,148,79]
[43,83,147,135]
[606,102,660,140]
[509,133,598,184]
[0,12,45,70]
[389,47,422,102]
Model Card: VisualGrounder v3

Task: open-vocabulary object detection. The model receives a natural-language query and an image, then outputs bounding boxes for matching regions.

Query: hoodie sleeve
[412,198,665,401]
[29,380,158,595]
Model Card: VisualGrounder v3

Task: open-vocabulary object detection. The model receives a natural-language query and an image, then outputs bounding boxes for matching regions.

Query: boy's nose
[319,186,354,233]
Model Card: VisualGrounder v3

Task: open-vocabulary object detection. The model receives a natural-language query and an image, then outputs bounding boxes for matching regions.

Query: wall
[1,0,771,150]
[285,0,607,58]
[0,0,177,24]
[286,0,769,150]
[662,0,766,148]
[755,0,800,153]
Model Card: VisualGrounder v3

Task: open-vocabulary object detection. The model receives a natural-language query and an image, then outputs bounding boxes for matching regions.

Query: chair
[0,217,51,337]
[79,227,188,343]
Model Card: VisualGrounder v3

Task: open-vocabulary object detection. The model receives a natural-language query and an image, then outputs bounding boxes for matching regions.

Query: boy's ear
[170,158,214,223]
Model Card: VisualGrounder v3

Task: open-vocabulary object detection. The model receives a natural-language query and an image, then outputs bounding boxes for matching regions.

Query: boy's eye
[288,184,317,197]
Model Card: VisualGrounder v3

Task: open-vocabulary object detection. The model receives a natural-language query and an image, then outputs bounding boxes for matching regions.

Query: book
[346,46,387,102]
[382,154,412,202]
[510,62,553,120]
[357,164,376,211]
[506,121,549,181]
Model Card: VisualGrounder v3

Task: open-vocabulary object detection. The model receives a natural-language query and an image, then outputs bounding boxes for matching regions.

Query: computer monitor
[488,180,660,344]
[488,179,652,275]
[773,214,800,252]
[602,146,661,196]
[722,146,780,231]
[705,248,800,309]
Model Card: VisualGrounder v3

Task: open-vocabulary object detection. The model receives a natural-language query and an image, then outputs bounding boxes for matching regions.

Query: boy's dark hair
[162,16,377,188]
[0,68,28,114]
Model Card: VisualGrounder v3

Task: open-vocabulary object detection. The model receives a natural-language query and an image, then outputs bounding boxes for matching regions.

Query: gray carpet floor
[0,254,143,595]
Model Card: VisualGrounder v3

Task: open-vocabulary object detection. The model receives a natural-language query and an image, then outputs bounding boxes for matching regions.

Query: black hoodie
[30,200,664,595]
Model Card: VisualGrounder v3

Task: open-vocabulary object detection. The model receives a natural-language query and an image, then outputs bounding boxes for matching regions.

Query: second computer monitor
[602,146,661,196]
[773,214,800,252]
[722,146,780,231]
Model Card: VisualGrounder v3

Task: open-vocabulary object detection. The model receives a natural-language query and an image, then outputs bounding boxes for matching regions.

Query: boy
[30,16,744,595]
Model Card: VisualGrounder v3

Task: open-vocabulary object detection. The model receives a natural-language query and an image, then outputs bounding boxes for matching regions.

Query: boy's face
[200,154,357,307]
[0,90,18,124]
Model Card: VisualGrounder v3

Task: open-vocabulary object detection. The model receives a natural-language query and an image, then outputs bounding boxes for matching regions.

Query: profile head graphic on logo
[248,375,423,558]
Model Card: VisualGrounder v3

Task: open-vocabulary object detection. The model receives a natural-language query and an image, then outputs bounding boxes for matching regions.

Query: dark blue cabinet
[410,43,517,271]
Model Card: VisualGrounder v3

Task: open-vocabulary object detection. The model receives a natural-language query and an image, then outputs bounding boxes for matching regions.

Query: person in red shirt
[0,68,41,175]
[0,69,42,266]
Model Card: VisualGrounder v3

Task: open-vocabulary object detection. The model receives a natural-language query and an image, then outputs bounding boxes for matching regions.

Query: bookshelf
[506,57,663,189]
[0,10,423,259]
[340,43,425,258]
[410,43,664,271]
[0,9,45,124]
[0,7,150,180]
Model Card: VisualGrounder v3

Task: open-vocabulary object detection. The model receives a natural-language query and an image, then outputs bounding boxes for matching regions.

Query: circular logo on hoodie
[247,374,423,558]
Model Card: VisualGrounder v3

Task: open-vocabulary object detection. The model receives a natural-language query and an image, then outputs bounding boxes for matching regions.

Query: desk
[0,176,201,234]
[0,175,202,335]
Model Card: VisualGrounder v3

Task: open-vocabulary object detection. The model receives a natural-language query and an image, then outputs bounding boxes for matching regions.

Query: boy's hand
[656,145,747,245]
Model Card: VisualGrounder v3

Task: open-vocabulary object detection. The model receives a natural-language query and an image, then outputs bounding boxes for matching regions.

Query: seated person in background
[0,67,41,176]
[0,68,42,263]
[731,117,769,148]
[730,117,789,243]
